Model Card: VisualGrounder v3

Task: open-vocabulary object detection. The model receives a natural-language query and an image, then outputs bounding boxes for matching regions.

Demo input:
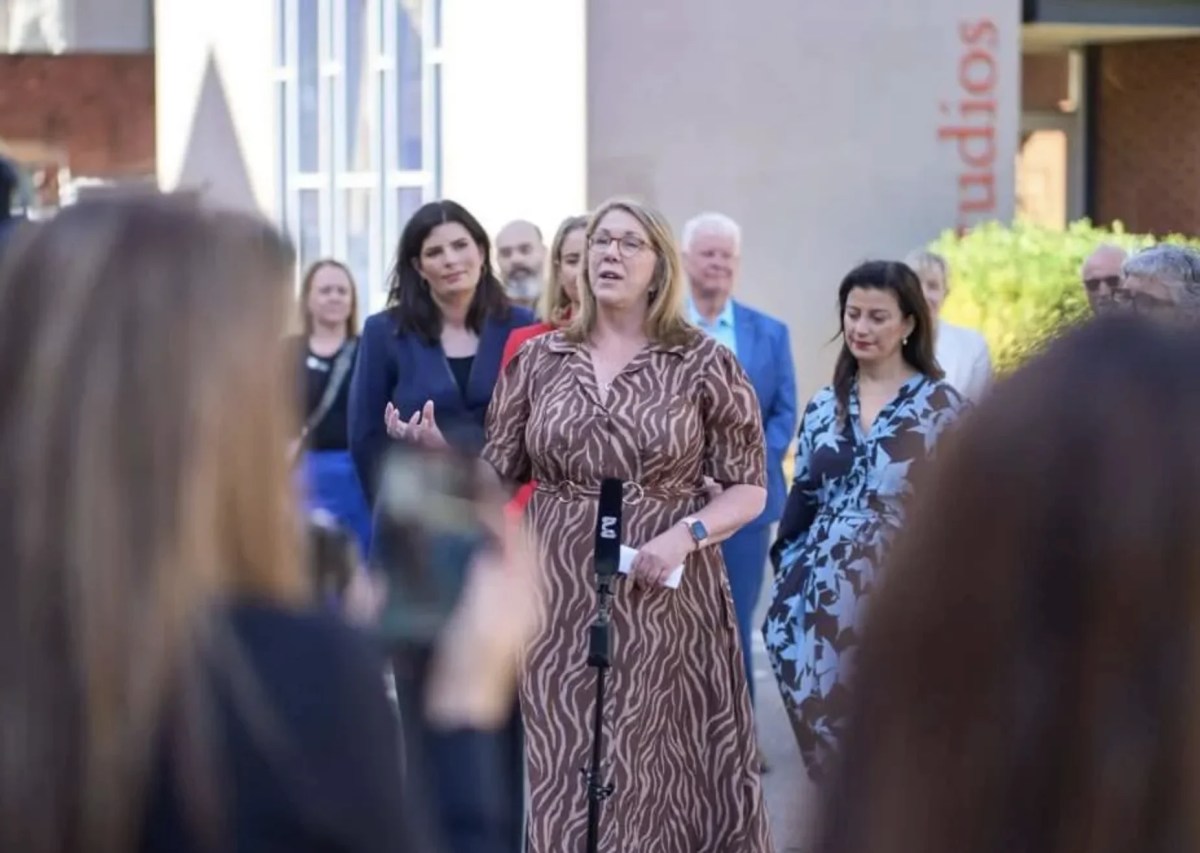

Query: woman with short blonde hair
[483,197,773,850]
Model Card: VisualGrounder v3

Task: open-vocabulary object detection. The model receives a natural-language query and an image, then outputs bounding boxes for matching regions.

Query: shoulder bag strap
[299,338,359,444]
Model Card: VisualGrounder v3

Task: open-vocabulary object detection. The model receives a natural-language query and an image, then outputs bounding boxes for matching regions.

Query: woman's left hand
[629,524,694,590]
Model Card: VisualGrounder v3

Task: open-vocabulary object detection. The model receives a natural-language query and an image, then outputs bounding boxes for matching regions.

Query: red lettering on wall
[941,18,999,232]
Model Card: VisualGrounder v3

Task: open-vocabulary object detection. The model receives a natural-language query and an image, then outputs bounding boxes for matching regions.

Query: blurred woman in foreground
[816,316,1200,853]
[0,196,409,852]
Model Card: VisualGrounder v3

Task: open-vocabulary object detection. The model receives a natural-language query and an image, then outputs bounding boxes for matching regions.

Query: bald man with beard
[495,220,547,311]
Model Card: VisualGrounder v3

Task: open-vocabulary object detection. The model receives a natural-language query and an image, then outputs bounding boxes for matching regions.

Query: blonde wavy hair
[538,214,588,325]
[565,197,693,347]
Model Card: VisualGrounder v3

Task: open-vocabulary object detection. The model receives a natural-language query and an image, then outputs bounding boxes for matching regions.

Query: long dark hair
[832,260,941,416]
[386,200,511,344]
[816,316,1200,853]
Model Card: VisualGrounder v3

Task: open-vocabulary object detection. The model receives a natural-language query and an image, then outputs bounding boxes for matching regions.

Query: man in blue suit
[683,212,797,727]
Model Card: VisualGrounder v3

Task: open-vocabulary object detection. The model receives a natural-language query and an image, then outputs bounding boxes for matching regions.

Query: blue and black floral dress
[763,374,966,780]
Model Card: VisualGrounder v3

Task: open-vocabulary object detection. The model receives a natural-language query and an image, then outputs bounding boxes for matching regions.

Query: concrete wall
[587,0,1020,399]
[73,0,152,51]
[2,0,152,52]
[439,0,587,239]
[153,0,276,214]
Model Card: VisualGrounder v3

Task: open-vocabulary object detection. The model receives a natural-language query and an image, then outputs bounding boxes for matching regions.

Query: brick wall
[1022,52,1071,112]
[1092,38,1200,236]
[0,53,155,178]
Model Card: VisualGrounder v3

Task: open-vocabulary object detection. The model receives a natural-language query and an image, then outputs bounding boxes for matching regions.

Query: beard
[506,272,543,303]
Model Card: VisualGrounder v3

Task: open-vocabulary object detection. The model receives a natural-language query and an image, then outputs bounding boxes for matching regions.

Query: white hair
[681,212,741,254]
[1123,244,1200,308]
[904,249,948,282]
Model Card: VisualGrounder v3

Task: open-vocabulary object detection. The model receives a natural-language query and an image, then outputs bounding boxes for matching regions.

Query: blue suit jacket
[348,306,535,504]
[732,301,797,528]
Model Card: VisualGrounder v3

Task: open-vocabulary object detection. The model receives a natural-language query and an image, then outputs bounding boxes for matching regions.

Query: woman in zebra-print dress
[483,198,774,852]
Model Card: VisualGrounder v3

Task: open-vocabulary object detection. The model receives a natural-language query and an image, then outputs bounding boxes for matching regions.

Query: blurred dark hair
[386,200,511,344]
[832,261,941,416]
[816,316,1200,853]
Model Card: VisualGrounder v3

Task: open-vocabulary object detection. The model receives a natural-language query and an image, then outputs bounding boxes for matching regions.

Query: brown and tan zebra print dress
[483,329,773,852]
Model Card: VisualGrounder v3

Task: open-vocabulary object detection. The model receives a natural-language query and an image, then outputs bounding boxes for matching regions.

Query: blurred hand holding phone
[370,445,540,729]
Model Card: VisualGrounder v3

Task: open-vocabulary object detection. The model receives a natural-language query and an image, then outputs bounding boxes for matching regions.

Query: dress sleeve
[701,343,766,489]
[481,344,535,484]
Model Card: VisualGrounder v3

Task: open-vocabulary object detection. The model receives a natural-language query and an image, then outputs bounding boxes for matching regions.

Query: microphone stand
[583,567,616,852]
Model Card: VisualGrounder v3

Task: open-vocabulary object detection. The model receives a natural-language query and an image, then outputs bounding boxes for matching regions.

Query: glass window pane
[344,0,373,172]
[297,0,320,172]
[277,81,289,223]
[275,0,287,66]
[398,187,424,233]
[299,189,322,270]
[397,0,423,171]
[344,189,375,294]
[432,63,442,195]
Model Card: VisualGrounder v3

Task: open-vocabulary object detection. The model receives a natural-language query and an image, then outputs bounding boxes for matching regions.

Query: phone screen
[368,446,490,647]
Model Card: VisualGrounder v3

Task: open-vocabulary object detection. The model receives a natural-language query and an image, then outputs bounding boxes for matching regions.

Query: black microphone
[594,478,623,578]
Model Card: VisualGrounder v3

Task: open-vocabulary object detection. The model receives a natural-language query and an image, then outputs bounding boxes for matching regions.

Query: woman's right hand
[385,401,449,450]
[423,485,541,729]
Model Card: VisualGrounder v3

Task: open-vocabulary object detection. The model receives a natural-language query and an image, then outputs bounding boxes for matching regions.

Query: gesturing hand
[385,400,449,450]
[629,524,694,590]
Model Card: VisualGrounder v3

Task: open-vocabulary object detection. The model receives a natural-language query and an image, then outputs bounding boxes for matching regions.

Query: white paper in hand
[618,545,685,589]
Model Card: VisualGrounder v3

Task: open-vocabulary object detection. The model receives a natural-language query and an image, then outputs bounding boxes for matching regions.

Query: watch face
[688,520,708,542]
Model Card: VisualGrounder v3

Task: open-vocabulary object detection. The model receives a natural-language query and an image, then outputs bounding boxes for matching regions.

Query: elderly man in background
[682,212,796,762]
[1081,243,1128,315]
[495,219,547,312]
[1118,244,1200,320]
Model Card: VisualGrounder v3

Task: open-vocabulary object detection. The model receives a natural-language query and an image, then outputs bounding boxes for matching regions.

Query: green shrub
[928,220,1200,373]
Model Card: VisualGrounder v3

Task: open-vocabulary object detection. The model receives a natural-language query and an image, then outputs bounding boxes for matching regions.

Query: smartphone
[368,445,492,648]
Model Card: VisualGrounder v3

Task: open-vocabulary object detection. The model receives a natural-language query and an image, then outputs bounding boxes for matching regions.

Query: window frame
[275,0,442,314]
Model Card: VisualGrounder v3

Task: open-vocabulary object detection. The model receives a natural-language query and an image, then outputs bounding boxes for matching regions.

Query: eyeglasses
[588,233,648,258]
[1084,275,1121,293]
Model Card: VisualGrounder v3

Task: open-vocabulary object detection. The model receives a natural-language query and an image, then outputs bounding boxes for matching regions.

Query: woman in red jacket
[500,214,588,513]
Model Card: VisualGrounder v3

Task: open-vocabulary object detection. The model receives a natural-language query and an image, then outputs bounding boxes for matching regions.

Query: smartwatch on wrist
[679,516,709,549]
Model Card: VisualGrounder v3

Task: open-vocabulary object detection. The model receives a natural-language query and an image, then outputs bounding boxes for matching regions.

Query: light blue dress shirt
[687,298,738,357]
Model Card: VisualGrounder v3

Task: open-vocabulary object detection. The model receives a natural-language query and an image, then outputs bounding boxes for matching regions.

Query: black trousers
[391,647,526,853]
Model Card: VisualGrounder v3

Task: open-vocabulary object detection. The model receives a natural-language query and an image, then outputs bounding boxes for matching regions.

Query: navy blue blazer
[732,301,797,528]
[349,306,535,504]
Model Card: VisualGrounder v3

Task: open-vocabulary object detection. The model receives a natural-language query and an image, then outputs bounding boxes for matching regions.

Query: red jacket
[500,321,557,515]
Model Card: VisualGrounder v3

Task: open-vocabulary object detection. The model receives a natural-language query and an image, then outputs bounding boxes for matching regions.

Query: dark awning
[1025,0,1200,27]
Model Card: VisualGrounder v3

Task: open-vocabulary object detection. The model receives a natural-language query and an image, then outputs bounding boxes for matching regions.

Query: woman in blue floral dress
[764,260,966,781]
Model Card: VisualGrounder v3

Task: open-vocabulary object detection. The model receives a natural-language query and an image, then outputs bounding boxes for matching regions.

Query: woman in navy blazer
[348,200,532,853]
[349,200,535,505]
